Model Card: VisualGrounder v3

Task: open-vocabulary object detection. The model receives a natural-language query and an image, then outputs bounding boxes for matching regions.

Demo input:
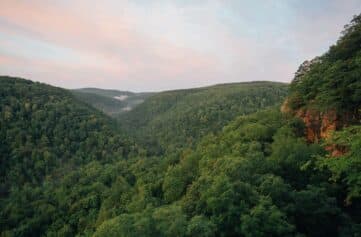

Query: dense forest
[118,82,288,154]
[1,14,361,237]
[288,14,361,114]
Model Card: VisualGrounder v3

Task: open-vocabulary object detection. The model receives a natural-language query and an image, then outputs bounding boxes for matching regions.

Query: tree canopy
[1,14,361,237]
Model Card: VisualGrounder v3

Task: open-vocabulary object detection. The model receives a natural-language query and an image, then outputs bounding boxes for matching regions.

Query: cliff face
[295,109,338,143]
[283,13,361,155]
[283,50,360,155]
[291,107,358,143]
[282,100,357,156]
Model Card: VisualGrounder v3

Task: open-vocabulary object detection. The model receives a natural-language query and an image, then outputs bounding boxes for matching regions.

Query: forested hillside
[72,88,153,116]
[284,14,361,143]
[1,14,361,237]
[0,77,147,236]
[93,108,360,237]
[288,14,361,113]
[119,82,288,154]
[0,76,137,197]
[92,15,361,235]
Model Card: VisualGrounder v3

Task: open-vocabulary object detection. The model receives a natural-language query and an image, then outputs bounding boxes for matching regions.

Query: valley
[0,12,361,237]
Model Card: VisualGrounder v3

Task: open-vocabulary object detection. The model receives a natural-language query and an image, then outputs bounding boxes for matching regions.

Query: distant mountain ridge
[1,14,361,237]
[73,88,134,97]
[72,88,154,116]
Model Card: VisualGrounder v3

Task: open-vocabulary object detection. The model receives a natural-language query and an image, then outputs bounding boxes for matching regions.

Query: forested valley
[1,14,361,237]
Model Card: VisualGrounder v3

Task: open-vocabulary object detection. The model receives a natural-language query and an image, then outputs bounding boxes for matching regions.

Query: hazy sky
[1,0,360,91]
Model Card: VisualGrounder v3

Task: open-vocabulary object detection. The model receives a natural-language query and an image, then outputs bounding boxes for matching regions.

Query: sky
[1,0,361,92]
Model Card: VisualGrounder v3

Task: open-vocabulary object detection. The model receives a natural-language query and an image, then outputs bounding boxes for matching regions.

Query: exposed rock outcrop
[325,144,348,158]
[295,109,338,143]
[281,100,359,156]
[282,54,359,157]
[283,104,357,143]
[282,99,333,141]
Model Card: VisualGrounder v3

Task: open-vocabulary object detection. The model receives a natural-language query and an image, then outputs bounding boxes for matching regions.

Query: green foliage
[93,211,156,237]
[162,153,199,203]
[187,215,215,237]
[317,126,361,203]
[152,205,188,236]
[1,52,361,237]
[269,126,324,188]
[289,185,342,237]
[0,77,139,236]
[288,14,361,114]
[240,197,295,237]
[0,77,135,190]
[119,81,288,153]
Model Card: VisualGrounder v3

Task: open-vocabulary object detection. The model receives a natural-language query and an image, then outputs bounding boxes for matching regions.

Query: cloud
[1,0,360,91]
[0,0,220,90]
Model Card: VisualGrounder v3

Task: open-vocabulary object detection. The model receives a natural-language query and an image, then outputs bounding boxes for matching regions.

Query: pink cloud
[0,1,219,90]
[1,1,359,91]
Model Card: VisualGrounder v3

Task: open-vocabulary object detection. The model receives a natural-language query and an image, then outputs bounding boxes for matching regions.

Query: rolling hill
[1,14,361,237]
[72,88,154,116]
[0,76,137,191]
[118,81,289,153]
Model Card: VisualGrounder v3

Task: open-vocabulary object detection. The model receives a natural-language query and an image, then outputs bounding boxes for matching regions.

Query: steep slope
[284,14,361,143]
[93,15,361,236]
[94,107,360,237]
[0,76,145,236]
[0,76,136,192]
[283,14,361,209]
[95,20,361,234]
[2,14,361,237]
[72,88,153,116]
[119,81,288,153]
